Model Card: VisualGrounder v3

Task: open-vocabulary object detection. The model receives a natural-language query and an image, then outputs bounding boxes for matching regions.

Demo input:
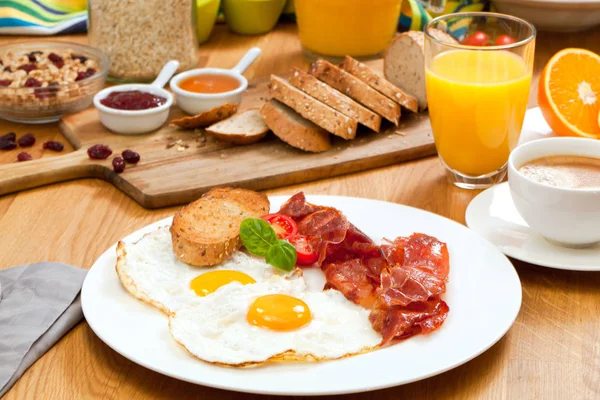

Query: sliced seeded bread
[309,59,401,125]
[261,100,331,153]
[206,109,269,145]
[269,75,357,139]
[288,68,381,132]
[384,31,428,110]
[171,104,238,128]
[170,187,270,267]
[340,56,419,113]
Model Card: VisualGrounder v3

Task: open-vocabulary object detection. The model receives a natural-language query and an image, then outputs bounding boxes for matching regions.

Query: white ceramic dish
[170,47,261,115]
[93,60,179,135]
[508,137,600,248]
[82,195,522,396]
[466,182,600,270]
[493,0,600,32]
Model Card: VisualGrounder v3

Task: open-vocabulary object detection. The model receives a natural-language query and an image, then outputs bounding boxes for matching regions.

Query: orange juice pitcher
[294,0,401,60]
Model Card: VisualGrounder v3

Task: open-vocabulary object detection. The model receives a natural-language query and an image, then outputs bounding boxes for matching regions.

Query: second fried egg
[115,227,295,315]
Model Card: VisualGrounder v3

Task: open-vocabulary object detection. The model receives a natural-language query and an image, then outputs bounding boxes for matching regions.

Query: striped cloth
[399,0,490,34]
[0,0,489,37]
[0,0,87,35]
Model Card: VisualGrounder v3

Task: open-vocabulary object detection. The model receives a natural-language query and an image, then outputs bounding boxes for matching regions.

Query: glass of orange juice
[425,13,536,189]
[294,0,401,61]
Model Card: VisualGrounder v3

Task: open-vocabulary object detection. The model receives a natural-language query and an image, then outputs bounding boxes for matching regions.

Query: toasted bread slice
[206,109,269,145]
[309,59,401,125]
[384,31,427,110]
[170,187,270,267]
[261,100,331,153]
[289,68,381,132]
[171,104,238,129]
[269,75,357,140]
[340,56,419,113]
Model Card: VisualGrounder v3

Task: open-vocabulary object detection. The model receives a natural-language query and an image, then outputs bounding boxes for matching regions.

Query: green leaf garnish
[240,218,297,271]
[239,218,278,256]
[265,240,297,272]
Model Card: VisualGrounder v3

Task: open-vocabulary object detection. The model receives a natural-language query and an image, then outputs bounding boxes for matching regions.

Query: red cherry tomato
[287,235,319,266]
[495,34,516,46]
[262,213,298,239]
[462,31,490,46]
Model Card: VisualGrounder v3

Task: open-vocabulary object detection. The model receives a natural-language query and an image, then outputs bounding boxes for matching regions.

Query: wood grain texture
[0,60,434,208]
[1,23,600,400]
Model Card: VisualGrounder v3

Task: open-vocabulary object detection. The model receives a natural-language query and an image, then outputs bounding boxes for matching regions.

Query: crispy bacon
[369,296,449,344]
[322,259,378,308]
[279,192,450,344]
[278,192,322,219]
[378,234,450,307]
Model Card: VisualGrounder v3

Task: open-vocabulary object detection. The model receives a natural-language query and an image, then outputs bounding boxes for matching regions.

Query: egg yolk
[190,270,256,297]
[247,294,311,331]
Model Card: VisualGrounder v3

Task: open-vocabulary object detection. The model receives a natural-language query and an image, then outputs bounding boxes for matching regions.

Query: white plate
[82,195,522,396]
[493,0,600,32]
[466,183,600,271]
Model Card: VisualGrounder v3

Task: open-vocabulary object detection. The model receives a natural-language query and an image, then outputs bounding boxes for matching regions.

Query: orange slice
[538,48,600,139]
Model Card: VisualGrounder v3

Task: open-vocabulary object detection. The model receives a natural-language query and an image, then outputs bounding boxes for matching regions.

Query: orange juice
[294,0,400,58]
[426,50,532,176]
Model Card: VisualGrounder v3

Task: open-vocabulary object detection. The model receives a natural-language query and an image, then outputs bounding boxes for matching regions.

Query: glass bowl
[0,41,109,124]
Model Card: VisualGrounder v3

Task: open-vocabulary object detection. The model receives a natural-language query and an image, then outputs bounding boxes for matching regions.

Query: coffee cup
[508,137,600,248]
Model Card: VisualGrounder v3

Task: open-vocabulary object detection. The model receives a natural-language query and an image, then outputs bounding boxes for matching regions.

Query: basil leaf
[240,218,278,256]
[266,240,297,271]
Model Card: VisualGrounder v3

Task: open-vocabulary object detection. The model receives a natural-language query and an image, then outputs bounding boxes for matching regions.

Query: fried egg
[168,277,382,366]
[116,227,295,315]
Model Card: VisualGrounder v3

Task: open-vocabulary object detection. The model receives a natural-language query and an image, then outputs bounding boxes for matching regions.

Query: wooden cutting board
[0,62,435,209]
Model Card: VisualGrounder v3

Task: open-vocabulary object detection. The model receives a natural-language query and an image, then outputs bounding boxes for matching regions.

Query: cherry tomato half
[262,213,298,239]
[495,34,516,46]
[287,235,319,266]
[462,31,490,46]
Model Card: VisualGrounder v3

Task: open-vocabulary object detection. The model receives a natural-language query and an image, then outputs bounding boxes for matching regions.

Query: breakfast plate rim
[465,182,600,271]
[82,194,522,396]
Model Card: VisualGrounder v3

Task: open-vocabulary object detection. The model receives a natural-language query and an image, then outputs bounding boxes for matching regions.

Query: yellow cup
[222,0,286,35]
[294,0,401,59]
[196,0,221,44]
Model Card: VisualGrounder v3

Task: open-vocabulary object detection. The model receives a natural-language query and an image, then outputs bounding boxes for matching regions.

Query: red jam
[100,90,166,111]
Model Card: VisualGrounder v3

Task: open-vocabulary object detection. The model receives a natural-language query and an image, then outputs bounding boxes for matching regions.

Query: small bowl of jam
[93,60,178,135]
[170,47,261,115]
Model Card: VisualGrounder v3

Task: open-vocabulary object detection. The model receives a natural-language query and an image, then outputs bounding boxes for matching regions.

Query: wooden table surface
[1,23,599,400]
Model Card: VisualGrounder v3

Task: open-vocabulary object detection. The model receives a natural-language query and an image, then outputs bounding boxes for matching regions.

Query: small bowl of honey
[170,47,261,115]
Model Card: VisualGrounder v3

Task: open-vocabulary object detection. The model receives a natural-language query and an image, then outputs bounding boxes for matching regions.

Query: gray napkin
[0,262,87,397]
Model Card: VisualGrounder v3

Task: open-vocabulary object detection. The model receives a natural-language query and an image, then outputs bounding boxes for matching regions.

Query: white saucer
[466,182,600,271]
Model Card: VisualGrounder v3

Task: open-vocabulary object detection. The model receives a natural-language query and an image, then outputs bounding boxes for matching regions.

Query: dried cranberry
[122,149,140,164]
[0,140,16,150]
[43,141,64,152]
[0,132,16,142]
[27,51,42,62]
[87,144,112,159]
[75,68,96,81]
[24,78,41,88]
[4,66,11,72]
[48,52,64,68]
[112,157,126,173]
[0,79,11,87]
[34,82,59,99]
[71,54,88,63]
[18,64,37,73]
[0,59,3,65]
[17,152,32,162]
[18,133,36,147]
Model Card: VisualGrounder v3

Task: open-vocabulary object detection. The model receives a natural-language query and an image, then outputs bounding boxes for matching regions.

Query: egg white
[168,277,382,366]
[115,227,295,315]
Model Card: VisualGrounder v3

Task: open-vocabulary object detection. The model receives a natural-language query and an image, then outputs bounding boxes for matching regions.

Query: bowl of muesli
[0,41,109,124]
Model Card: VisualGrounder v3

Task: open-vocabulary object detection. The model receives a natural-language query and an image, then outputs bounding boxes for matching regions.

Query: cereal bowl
[0,41,109,124]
